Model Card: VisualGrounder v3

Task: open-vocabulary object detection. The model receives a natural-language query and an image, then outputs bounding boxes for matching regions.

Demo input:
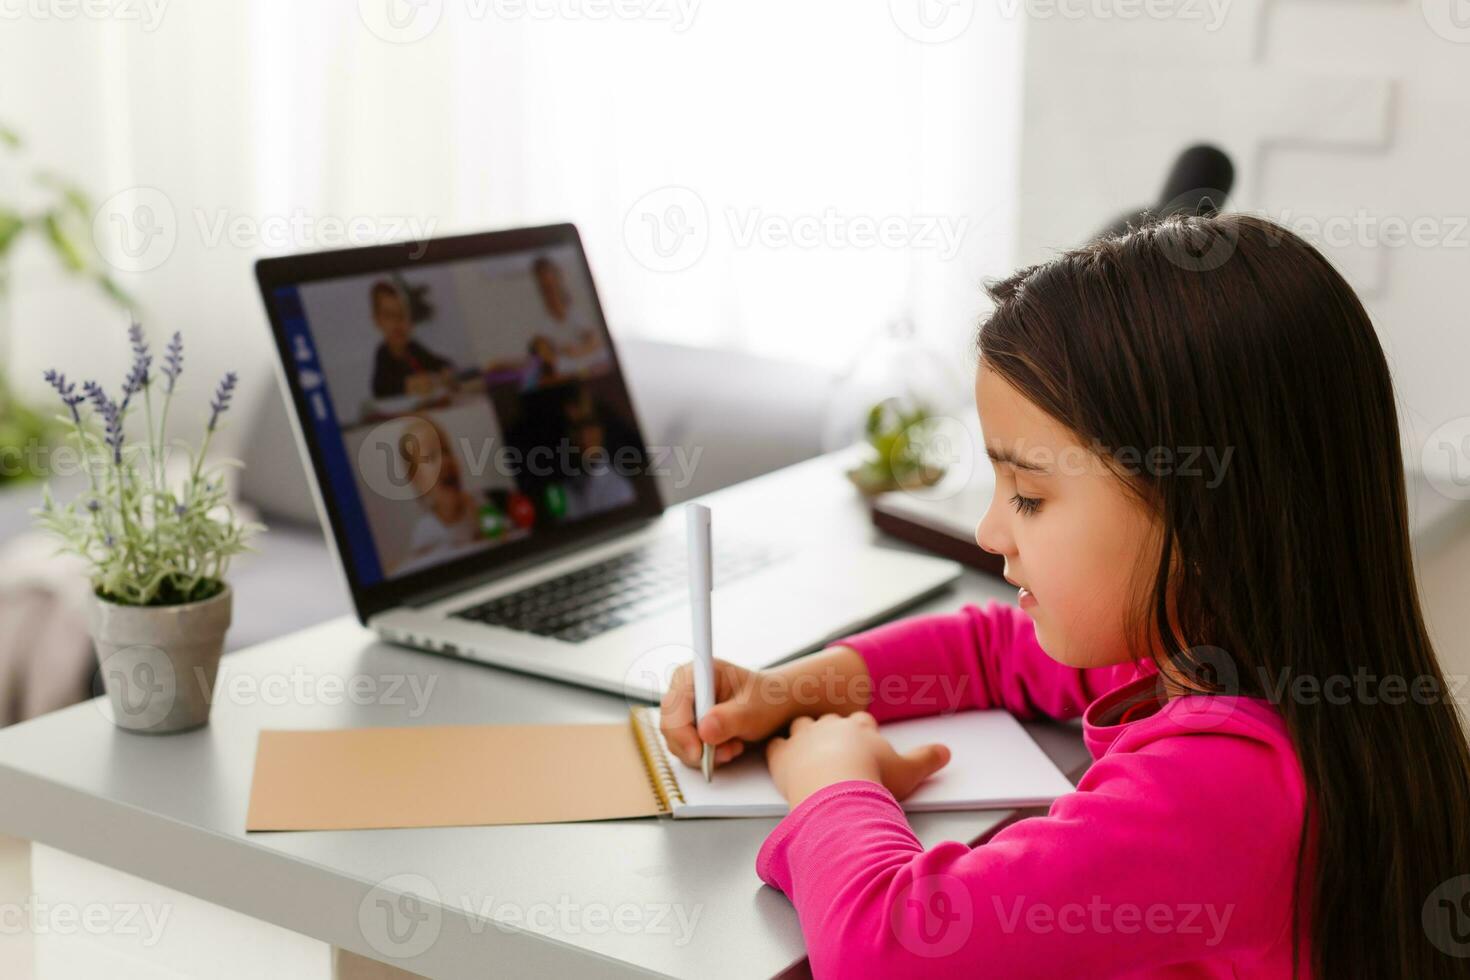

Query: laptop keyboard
[449,538,789,644]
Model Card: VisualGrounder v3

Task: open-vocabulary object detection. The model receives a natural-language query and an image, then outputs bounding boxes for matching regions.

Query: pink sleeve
[829,599,1144,723]
[755,727,1307,978]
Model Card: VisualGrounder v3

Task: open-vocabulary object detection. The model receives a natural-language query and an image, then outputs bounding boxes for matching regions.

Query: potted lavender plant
[31,321,263,733]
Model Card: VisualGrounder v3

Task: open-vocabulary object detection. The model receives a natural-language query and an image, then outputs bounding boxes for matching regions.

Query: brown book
[869,476,1006,579]
[245,705,1073,831]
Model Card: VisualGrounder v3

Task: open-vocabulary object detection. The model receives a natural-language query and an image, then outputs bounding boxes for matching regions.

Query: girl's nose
[975,504,1013,557]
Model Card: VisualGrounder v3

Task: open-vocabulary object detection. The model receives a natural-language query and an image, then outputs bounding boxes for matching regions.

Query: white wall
[0,3,1028,466]
[1014,0,1470,480]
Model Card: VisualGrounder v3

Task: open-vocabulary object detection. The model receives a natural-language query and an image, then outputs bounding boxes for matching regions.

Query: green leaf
[40,211,86,272]
[0,209,23,255]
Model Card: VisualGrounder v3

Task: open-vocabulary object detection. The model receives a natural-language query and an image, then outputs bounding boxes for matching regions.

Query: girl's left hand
[765,711,951,810]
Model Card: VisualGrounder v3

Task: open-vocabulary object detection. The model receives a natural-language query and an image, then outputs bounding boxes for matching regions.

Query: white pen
[686,503,715,782]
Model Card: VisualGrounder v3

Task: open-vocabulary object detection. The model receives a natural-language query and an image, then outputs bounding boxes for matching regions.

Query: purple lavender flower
[84,380,125,465]
[103,533,115,549]
[119,319,152,414]
[207,371,238,433]
[87,498,101,513]
[174,502,186,518]
[161,331,183,393]
[43,369,86,424]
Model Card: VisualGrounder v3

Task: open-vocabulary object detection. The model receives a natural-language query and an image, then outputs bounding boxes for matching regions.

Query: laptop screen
[258,228,662,607]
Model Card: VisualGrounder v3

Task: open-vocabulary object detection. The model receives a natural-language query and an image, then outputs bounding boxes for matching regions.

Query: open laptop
[255,224,961,702]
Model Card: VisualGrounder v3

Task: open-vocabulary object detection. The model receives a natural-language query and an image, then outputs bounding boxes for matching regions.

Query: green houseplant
[845,396,951,497]
[0,120,132,487]
[31,320,264,733]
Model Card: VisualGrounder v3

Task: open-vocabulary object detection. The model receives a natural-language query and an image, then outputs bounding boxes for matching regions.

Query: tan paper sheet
[246,722,663,831]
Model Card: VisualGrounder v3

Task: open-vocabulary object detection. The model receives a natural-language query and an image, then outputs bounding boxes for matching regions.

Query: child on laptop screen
[658,214,1470,979]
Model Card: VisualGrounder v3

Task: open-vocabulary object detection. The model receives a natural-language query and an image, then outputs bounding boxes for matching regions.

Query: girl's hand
[659,659,794,770]
[765,712,951,810]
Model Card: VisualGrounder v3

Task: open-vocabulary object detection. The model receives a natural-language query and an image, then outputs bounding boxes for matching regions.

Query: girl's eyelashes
[1009,492,1042,517]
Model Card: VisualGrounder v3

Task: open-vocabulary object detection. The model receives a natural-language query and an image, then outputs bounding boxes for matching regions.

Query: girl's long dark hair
[977,213,1470,978]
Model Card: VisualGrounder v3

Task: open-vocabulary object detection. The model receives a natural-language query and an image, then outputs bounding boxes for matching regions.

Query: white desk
[0,448,1088,979]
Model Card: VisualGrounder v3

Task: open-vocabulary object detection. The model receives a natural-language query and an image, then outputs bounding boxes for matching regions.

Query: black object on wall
[1095,143,1235,240]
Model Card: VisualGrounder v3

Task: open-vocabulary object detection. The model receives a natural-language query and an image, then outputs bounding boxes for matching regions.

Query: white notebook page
[642,707,1077,818]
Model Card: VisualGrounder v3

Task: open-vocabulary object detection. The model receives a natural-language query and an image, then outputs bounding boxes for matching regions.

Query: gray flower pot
[86,584,233,734]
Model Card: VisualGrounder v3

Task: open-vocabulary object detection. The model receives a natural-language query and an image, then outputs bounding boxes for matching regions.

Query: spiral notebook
[245,706,1075,832]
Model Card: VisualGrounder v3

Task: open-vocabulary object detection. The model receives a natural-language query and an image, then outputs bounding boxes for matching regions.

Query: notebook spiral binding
[629,707,685,815]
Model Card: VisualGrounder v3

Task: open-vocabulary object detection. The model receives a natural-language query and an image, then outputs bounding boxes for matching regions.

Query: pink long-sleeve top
[755,600,1315,978]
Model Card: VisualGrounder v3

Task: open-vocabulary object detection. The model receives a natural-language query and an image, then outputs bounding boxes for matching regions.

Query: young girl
[659,214,1470,978]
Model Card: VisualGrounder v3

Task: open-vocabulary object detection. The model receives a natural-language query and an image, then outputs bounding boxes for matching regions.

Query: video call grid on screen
[276,241,644,586]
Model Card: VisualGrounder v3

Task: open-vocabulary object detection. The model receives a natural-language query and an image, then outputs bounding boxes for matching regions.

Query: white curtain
[4,1,1022,453]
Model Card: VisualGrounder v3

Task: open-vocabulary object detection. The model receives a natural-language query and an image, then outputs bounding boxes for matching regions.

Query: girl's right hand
[658,658,794,770]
